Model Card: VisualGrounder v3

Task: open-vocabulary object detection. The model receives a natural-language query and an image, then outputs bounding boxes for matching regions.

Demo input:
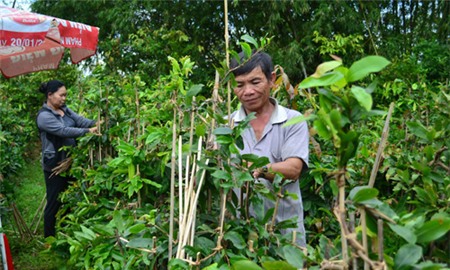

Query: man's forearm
[254,157,303,182]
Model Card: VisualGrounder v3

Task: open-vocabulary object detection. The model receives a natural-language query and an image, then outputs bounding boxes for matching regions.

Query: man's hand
[252,165,269,179]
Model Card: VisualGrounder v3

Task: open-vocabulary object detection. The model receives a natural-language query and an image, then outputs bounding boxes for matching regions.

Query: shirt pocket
[270,138,283,163]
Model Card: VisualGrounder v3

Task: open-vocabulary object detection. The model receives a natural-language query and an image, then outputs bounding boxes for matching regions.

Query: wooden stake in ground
[11,203,33,241]
[169,95,177,259]
[30,194,46,234]
[369,102,394,188]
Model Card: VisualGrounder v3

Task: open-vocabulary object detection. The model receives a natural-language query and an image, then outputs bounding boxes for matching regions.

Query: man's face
[234,66,274,113]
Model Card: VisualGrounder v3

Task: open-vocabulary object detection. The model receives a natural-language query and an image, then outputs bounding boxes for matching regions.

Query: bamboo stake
[169,100,177,259]
[190,137,203,250]
[186,139,203,253]
[137,164,141,208]
[369,103,394,187]
[349,211,358,270]
[189,97,196,153]
[177,138,214,262]
[209,71,220,146]
[179,158,210,260]
[30,194,46,234]
[177,181,193,259]
[224,0,231,121]
[209,70,225,249]
[244,181,250,220]
[269,192,283,234]
[127,122,131,142]
[104,82,110,158]
[98,108,102,162]
[98,81,102,162]
[177,95,197,259]
[33,205,44,235]
[338,172,349,264]
[361,208,369,270]
[89,148,94,168]
[377,219,384,263]
[183,155,197,225]
[179,138,203,260]
[177,154,197,259]
[218,191,227,238]
[117,123,120,146]
[178,135,184,231]
[184,154,191,219]
[135,84,141,140]
[11,203,33,240]
[333,207,384,270]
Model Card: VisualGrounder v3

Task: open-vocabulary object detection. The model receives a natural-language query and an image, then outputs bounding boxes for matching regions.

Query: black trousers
[43,171,71,237]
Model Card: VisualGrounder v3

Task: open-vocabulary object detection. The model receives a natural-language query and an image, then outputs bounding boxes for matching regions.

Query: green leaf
[375,201,399,221]
[241,34,259,49]
[186,84,204,97]
[145,131,163,146]
[283,245,304,268]
[126,238,153,249]
[348,186,379,203]
[262,261,296,270]
[211,170,232,181]
[311,60,343,78]
[80,225,96,240]
[168,258,189,269]
[414,261,447,270]
[413,186,435,205]
[416,218,450,244]
[283,114,315,127]
[117,141,137,155]
[240,43,252,59]
[196,236,215,254]
[388,223,417,244]
[329,109,343,132]
[299,72,344,88]
[313,119,332,140]
[232,260,262,270]
[234,170,254,185]
[406,121,429,141]
[202,263,219,270]
[125,223,146,235]
[235,135,244,150]
[216,136,233,145]
[74,230,94,242]
[113,211,125,232]
[195,123,207,137]
[394,244,422,270]
[141,178,162,189]
[224,231,246,249]
[213,127,233,135]
[347,56,391,82]
[351,86,372,111]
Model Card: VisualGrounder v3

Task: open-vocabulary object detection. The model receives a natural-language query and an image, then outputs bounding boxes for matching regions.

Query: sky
[1,0,32,11]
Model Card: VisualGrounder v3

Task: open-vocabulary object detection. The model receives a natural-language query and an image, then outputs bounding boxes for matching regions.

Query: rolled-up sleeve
[37,111,89,138]
[281,111,309,168]
[66,108,96,128]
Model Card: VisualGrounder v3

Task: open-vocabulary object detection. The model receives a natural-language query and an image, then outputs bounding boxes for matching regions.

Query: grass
[4,155,66,269]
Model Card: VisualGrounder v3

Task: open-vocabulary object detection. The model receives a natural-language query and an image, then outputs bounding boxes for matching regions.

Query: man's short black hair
[230,51,273,81]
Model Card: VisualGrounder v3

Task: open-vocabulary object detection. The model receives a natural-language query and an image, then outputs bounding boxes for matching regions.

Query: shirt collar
[43,103,68,115]
[233,97,287,124]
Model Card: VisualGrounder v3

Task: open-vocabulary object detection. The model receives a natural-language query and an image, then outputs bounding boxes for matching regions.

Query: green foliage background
[0,0,449,269]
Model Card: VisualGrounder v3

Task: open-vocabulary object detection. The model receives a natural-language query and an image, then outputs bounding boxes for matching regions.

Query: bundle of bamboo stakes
[169,71,223,265]
[175,136,210,261]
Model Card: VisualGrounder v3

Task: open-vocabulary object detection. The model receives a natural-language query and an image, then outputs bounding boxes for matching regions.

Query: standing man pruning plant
[37,80,100,238]
[230,51,309,246]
